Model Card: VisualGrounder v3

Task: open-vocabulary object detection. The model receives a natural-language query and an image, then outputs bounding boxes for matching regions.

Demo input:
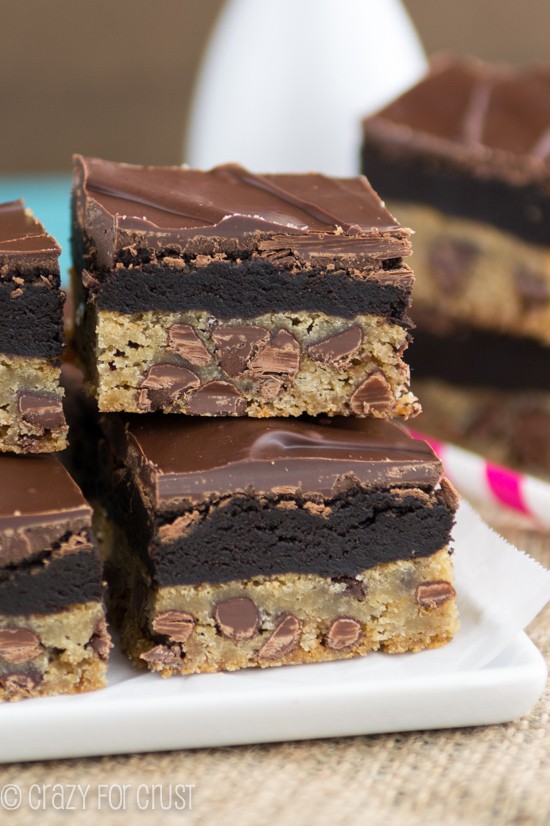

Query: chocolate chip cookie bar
[0,454,110,701]
[362,56,550,344]
[409,310,550,477]
[98,415,458,676]
[71,156,420,419]
[362,56,550,477]
[0,201,68,453]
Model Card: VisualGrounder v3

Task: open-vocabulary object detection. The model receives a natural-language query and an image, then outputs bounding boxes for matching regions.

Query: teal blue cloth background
[0,175,72,285]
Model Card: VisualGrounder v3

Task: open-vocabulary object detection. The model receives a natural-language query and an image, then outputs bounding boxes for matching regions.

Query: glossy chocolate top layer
[73,156,410,269]
[363,56,550,184]
[0,454,91,567]
[111,416,442,509]
[0,200,61,273]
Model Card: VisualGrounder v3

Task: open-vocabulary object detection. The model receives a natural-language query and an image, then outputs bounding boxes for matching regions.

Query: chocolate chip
[138,363,200,411]
[18,393,65,431]
[87,617,112,661]
[514,268,550,311]
[332,576,366,601]
[429,238,477,293]
[212,326,270,377]
[151,610,195,644]
[439,478,460,511]
[215,597,259,641]
[350,371,393,415]
[167,324,212,366]
[18,436,40,452]
[307,325,363,366]
[415,581,456,608]
[258,614,301,660]
[187,381,246,415]
[259,378,283,400]
[140,643,182,668]
[1,673,40,696]
[0,628,42,664]
[247,330,301,378]
[325,617,362,651]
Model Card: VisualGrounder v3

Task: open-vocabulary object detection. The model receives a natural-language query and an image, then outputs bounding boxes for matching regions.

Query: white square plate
[0,632,545,763]
[2,500,549,763]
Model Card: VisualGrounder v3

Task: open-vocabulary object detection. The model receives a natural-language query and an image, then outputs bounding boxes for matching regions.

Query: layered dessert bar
[0,201,68,453]
[362,56,550,341]
[0,454,110,701]
[361,57,550,476]
[71,156,420,419]
[408,311,550,475]
[98,415,458,676]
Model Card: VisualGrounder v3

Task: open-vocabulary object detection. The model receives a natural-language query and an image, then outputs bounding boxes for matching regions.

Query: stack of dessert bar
[0,201,109,701]
[70,156,459,677]
[362,56,550,479]
[0,156,460,701]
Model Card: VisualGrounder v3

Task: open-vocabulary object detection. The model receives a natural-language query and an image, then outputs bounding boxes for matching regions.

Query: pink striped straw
[408,430,550,530]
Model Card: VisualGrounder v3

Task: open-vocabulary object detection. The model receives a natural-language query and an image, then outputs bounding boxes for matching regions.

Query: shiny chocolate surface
[73,156,410,267]
[114,416,442,507]
[0,200,60,262]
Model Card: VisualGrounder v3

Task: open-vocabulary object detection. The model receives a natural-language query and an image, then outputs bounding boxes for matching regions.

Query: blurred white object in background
[186,0,427,175]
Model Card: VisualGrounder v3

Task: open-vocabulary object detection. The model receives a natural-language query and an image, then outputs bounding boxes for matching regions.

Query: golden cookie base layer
[0,602,110,702]
[79,307,419,419]
[0,354,67,453]
[391,201,550,346]
[103,517,457,677]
